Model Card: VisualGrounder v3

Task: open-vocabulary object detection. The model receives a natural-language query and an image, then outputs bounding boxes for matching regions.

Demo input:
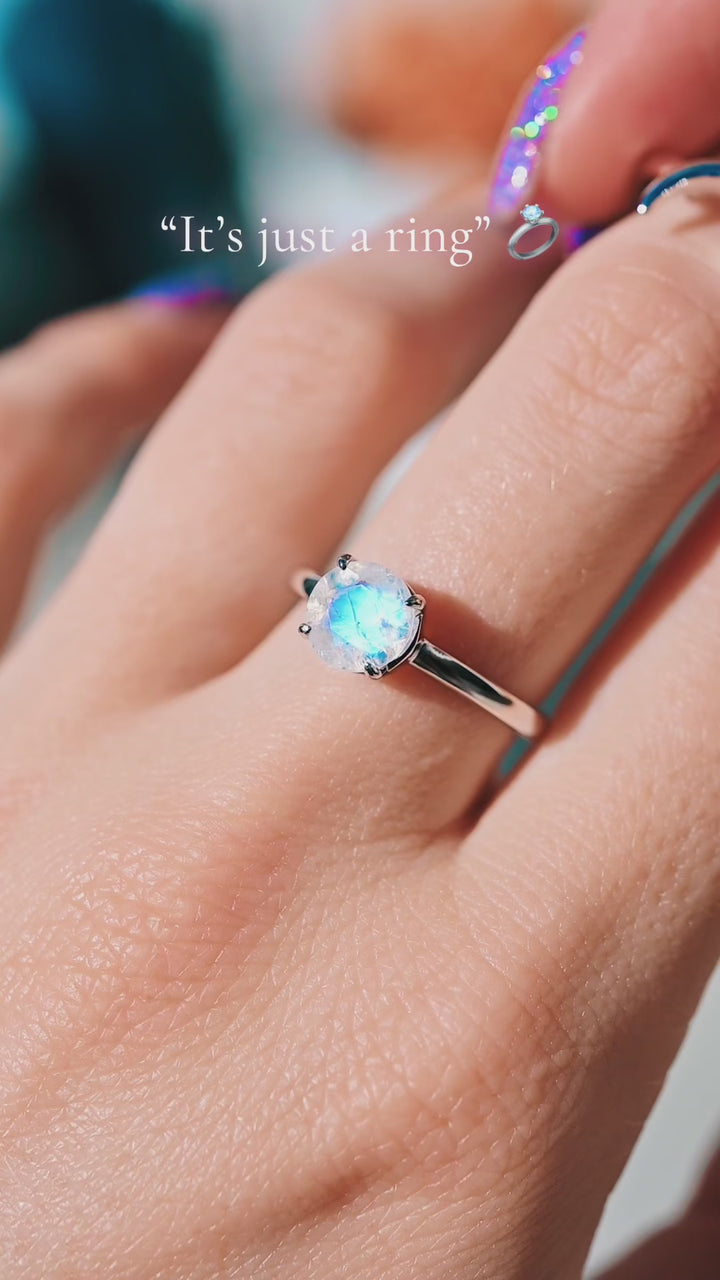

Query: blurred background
[0,0,717,1272]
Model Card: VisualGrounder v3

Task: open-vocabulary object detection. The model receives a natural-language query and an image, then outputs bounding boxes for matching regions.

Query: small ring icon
[508,203,560,261]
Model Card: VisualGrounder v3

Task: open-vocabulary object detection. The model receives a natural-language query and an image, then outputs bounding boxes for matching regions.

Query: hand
[1,180,719,1279]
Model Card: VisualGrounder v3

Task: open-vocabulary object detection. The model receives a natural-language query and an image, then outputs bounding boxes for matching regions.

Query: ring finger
[0,181,555,746]
[215,180,720,837]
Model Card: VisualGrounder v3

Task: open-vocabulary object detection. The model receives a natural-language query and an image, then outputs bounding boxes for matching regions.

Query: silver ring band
[293,557,544,740]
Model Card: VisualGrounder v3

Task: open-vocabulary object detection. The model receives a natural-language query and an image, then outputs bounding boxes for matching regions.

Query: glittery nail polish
[127,269,242,309]
[564,223,604,254]
[490,29,586,220]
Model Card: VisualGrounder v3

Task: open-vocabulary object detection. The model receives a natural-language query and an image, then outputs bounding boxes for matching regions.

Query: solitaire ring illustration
[293,556,544,739]
[508,203,560,261]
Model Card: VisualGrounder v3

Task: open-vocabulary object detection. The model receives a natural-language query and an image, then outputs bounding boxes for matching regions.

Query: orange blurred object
[326,0,593,157]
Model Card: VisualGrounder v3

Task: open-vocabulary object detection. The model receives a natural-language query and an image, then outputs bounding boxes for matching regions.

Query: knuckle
[226,267,422,420]
[524,243,720,475]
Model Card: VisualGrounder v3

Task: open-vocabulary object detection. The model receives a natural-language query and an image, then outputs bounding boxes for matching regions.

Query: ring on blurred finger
[637,160,720,214]
[293,555,544,740]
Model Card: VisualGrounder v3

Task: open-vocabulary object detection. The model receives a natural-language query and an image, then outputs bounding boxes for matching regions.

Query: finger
[599,1145,720,1279]
[601,1220,720,1280]
[1,183,555,736]
[601,1218,720,1280]
[542,0,720,223]
[599,1143,720,1280]
[696,1144,720,1214]
[215,181,720,839]
[0,298,227,645]
[455,498,720,1274]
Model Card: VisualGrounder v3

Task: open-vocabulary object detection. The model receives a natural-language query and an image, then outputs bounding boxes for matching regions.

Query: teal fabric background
[0,0,257,345]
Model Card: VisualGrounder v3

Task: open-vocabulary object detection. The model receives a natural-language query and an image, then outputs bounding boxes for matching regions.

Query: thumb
[541,0,720,224]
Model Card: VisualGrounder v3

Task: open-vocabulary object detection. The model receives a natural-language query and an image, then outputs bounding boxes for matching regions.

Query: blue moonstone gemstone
[522,203,543,225]
[307,560,421,674]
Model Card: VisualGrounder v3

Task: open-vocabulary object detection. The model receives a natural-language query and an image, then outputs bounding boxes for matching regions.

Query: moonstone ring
[293,555,544,739]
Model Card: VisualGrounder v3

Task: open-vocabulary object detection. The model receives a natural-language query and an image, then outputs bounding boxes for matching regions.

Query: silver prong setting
[290,558,543,738]
[295,559,422,680]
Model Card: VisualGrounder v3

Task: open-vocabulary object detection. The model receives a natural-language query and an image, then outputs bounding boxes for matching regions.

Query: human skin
[1,171,720,1278]
[3,2,720,1273]
[541,0,720,221]
[323,0,588,154]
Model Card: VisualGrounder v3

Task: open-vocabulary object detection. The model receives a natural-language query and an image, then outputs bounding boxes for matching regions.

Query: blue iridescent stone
[522,203,543,225]
[306,560,421,674]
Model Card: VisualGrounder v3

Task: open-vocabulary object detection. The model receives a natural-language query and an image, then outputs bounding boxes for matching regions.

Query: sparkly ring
[637,160,720,214]
[508,203,560,261]
[293,555,544,739]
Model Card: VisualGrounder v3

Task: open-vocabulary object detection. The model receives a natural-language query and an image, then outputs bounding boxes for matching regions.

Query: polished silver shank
[293,568,544,740]
[409,639,543,738]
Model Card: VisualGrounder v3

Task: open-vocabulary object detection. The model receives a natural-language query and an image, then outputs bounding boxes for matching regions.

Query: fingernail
[489,29,586,221]
[127,269,243,309]
[564,223,604,254]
